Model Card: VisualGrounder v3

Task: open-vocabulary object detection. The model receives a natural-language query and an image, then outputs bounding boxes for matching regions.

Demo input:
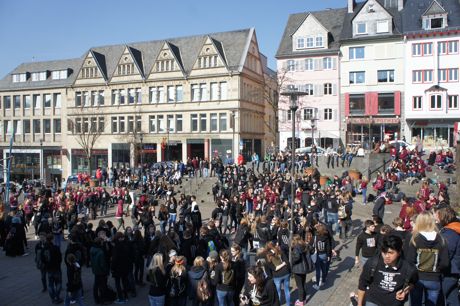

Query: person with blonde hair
[167,255,187,306]
[146,253,167,306]
[405,211,449,306]
[187,256,206,306]
[214,249,236,306]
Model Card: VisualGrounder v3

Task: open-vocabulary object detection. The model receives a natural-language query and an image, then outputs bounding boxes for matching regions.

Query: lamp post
[281,88,307,266]
[40,139,44,185]
[139,133,144,168]
[231,110,236,160]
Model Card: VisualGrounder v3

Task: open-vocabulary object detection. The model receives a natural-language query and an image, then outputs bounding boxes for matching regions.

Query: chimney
[398,0,404,11]
[348,0,356,13]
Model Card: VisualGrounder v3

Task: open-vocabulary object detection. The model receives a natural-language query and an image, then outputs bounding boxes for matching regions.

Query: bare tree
[67,105,107,176]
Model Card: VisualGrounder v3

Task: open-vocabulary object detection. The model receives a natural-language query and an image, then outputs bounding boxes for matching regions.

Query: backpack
[222,268,234,286]
[196,271,212,302]
[338,205,348,220]
[207,240,217,256]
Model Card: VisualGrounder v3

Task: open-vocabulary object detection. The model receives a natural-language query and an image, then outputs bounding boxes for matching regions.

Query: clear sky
[0,0,345,77]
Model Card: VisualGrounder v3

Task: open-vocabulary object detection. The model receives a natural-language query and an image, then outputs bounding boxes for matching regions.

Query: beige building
[0,28,277,182]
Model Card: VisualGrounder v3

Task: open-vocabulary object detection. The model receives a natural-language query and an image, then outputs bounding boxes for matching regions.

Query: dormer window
[52,70,68,80]
[429,17,443,29]
[376,21,389,33]
[315,36,323,47]
[12,73,27,83]
[306,37,314,48]
[357,22,367,35]
[31,71,47,81]
[297,38,305,49]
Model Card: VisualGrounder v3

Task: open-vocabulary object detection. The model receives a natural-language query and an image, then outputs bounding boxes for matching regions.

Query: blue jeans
[326,212,339,234]
[64,288,85,306]
[160,220,167,234]
[48,270,62,301]
[148,294,165,306]
[54,233,62,248]
[216,289,234,306]
[442,275,460,306]
[410,279,441,306]
[273,273,291,306]
[315,254,329,285]
[168,213,176,229]
[362,188,367,203]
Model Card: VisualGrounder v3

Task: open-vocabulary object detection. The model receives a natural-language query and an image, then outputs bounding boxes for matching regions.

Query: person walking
[355,220,379,267]
[43,233,64,304]
[64,254,86,306]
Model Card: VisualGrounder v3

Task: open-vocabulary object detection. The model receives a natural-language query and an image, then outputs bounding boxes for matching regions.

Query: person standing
[146,253,167,306]
[214,249,236,306]
[405,212,449,306]
[355,220,379,267]
[326,145,334,169]
[90,237,110,305]
[357,235,418,306]
[251,152,260,172]
[35,232,48,293]
[64,254,86,306]
[43,233,63,304]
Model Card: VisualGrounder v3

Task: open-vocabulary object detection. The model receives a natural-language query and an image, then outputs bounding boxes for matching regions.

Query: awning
[317,130,340,138]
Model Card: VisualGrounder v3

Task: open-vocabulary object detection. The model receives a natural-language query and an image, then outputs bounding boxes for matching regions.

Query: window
[75,118,82,133]
[43,94,51,108]
[33,119,41,133]
[24,120,31,134]
[315,36,323,47]
[54,119,61,133]
[357,22,367,34]
[412,70,433,83]
[349,47,365,59]
[167,86,175,102]
[167,115,174,132]
[128,89,136,104]
[413,96,422,110]
[378,70,395,83]
[31,71,46,81]
[430,95,442,109]
[438,69,459,82]
[324,83,332,95]
[287,60,295,71]
[127,116,134,133]
[378,93,395,113]
[149,86,164,103]
[98,117,104,132]
[81,67,98,78]
[83,92,90,107]
[220,82,228,100]
[376,21,389,33]
[438,41,458,55]
[303,108,313,120]
[191,114,198,132]
[412,43,432,56]
[210,82,219,100]
[323,57,332,70]
[158,115,165,133]
[297,38,305,49]
[306,37,314,48]
[149,115,156,133]
[448,95,458,109]
[210,113,218,131]
[324,108,332,120]
[135,116,141,132]
[3,96,11,109]
[75,92,82,107]
[430,18,444,29]
[200,114,207,131]
[287,109,292,121]
[112,89,120,105]
[111,117,118,133]
[219,113,227,131]
[52,70,67,80]
[23,95,31,109]
[349,71,365,84]
[44,119,51,133]
[54,93,61,108]
[448,41,459,54]
[349,94,365,114]
[305,59,314,70]
[198,84,208,101]
[13,95,20,109]
[176,85,183,102]
[305,84,314,95]
[83,118,89,133]
[176,115,183,132]
[119,117,125,133]
[191,84,200,101]
[119,89,126,104]
[12,73,27,83]
[33,94,41,109]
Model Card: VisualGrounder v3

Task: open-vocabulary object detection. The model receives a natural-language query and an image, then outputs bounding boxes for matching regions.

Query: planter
[320,175,329,186]
[349,169,361,181]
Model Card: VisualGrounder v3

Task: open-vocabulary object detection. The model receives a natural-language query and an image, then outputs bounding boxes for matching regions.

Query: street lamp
[280,87,307,266]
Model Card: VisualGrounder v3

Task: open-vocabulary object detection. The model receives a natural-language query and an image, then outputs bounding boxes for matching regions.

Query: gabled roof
[423,0,446,15]
[210,37,228,67]
[425,84,448,92]
[127,46,145,79]
[89,45,124,82]
[0,58,82,91]
[166,41,187,76]
[276,8,347,58]
[91,50,109,81]
[340,0,403,40]
[402,0,460,33]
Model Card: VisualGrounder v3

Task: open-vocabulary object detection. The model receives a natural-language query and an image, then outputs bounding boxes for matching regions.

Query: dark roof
[402,0,460,33]
[341,0,403,40]
[0,28,255,90]
[0,58,82,91]
[276,8,347,58]
[425,84,448,92]
[423,0,446,15]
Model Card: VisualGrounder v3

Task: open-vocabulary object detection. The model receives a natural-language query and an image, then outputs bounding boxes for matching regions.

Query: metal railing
[367,157,390,180]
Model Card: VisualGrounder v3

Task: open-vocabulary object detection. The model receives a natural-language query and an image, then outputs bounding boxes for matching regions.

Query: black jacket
[241,279,280,306]
[147,268,167,296]
[187,266,205,299]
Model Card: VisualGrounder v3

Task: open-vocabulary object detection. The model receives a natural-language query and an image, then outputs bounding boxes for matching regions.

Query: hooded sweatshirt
[187,266,206,298]
[405,231,449,281]
[440,222,460,275]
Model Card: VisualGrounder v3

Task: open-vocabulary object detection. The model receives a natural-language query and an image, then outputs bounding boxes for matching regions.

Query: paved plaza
[0,163,455,306]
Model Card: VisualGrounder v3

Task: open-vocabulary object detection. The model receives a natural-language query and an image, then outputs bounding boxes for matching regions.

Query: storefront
[71,149,108,176]
[409,120,456,148]
[187,139,205,160]
[112,143,130,169]
[140,143,157,165]
[4,150,40,182]
[346,117,400,149]
[162,141,182,161]
[211,139,232,160]
[242,139,262,161]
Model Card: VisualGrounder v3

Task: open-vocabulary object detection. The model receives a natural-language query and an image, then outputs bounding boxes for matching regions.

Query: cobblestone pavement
[0,167,454,306]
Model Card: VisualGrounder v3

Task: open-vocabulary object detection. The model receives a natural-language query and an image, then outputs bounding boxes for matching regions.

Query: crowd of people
[0,144,458,306]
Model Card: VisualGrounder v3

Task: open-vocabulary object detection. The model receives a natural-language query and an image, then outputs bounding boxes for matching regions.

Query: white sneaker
[312,284,320,290]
